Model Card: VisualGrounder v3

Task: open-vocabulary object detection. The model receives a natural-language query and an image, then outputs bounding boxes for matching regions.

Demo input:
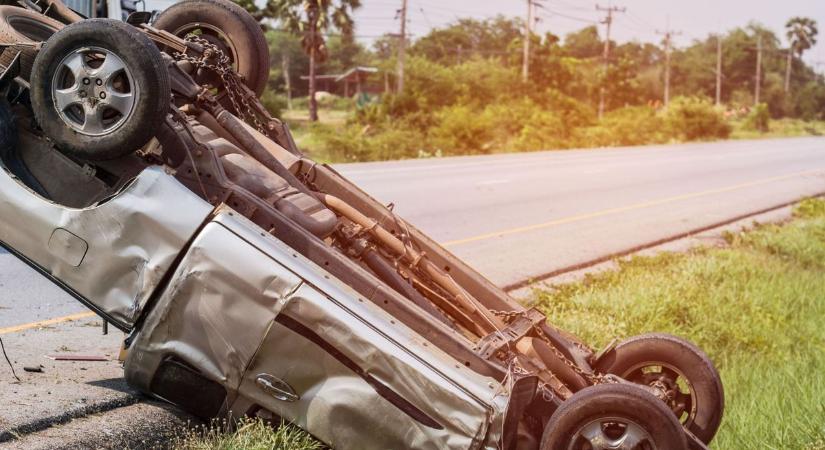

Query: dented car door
[125,209,508,449]
[0,166,212,329]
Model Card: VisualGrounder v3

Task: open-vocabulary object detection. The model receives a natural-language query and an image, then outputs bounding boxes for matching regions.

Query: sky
[351,0,825,68]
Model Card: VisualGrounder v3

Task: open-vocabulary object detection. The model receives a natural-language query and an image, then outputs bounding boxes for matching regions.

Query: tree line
[236,1,823,161]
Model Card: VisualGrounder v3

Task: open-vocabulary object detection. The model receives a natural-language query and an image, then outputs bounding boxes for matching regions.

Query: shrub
[385,57,464,116]
[428,105,496,155]
[583,106,667,147]
[744,103,770,132]
[793,81,825,121]
[308,122,429,162]
[260,89,286,118]
[664,96,731,141]
[795,198,825,219]
[532,88,597,130]
[514,110,569,151]
[450,58,525,107]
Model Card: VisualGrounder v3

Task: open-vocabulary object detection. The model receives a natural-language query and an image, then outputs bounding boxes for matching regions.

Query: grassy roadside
[730,118,825,140]
[532,197,825,449]
[290,113,825,164]
[274,96,825,164]
[177,198,825,449]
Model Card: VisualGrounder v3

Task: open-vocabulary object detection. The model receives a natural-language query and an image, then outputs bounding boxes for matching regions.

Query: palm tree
[272,0,361,122]
[784,17,818,93]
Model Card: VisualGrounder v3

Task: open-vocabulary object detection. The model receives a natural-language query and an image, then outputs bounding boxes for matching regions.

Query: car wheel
[594,333,724,444]
[152,0,269,96]
[540,384,689,450]
[0,6,64,80]
[30,18,170,160]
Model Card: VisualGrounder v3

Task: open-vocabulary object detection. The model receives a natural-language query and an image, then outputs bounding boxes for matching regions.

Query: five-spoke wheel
[30,18,170,160]
[51,47,137,136]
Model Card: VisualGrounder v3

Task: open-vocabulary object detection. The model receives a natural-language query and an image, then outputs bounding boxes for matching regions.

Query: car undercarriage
[0,1,724,448]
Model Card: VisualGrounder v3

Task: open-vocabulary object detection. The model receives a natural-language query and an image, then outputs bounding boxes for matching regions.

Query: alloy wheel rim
[568,416,656,450]
[51,46,137,136]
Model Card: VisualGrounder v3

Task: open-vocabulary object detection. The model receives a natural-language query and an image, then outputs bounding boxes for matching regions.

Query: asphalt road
[2,137,825,328]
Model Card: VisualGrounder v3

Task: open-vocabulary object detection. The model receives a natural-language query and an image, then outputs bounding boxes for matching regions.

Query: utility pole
[396,0,408,94]
[307,4,319,122]
[754,35,762,105]
[715,34,722,105]
[522,0,533,82]
[784,47,793,93]
[596,3,625,119]
[282,54,292,110]
[656,27,682,109]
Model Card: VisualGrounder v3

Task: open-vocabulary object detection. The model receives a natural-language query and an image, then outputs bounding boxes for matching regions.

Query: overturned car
[0,2,724,449]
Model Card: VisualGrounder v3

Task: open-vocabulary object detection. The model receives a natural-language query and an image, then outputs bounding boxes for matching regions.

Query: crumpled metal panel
[234,284,502,450]
[215,211,508,449]
[126,209,508,449]
[124,217,304,394]
[0,166,213,328]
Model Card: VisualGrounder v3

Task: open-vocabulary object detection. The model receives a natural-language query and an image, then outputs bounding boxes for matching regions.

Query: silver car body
[0,164,509,449]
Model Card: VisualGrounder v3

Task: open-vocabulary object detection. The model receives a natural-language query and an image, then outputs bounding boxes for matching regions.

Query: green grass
[172,418,322,450]
[180,199,825,449]
[730,118,825,140]
[277,96,825,163]
[531,197,825,449]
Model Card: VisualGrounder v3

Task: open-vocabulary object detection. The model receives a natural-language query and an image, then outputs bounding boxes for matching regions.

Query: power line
[534,5,598,25]
[412,0,434,28]
[544,0,592,12]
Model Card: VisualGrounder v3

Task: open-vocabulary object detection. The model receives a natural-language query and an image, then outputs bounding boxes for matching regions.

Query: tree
[563,26,605,59]
[410,17,522,66]
[266,31,308,108]
[784,17,818,93]
[270,0,361,121]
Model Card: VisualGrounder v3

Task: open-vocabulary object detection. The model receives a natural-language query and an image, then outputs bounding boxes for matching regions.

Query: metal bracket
[589,337,618,367]
[139,24,188,53]
[474,308,545,359]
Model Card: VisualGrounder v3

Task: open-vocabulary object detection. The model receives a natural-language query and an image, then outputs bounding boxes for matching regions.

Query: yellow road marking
[443,168,824,247]
[0,312,96,335]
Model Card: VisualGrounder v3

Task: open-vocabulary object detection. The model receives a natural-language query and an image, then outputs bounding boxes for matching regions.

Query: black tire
[541,384,689,450]
[30,19,170,160]
[594,333,724,444]
[0,6,64,80]
[152,0,269,96]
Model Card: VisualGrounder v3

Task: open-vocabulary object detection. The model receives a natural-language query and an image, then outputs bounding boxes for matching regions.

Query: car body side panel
[233,283,501,450]
[0,166,213,328]
[124,218,304,395]
[126,209,508,449]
